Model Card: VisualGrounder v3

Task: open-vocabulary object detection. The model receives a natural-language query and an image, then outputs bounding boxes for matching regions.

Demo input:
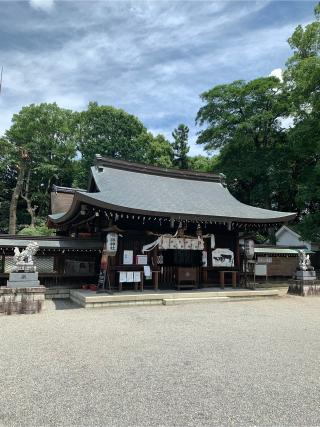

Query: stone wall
[288,280,320,296]
[45,287,70,299]
[0,287,46,315]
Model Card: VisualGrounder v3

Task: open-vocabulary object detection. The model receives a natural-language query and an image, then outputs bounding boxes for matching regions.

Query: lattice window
[64,259,95,274]
[4,256,55,273]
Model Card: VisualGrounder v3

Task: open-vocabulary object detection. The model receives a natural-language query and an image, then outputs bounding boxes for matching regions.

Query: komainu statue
[298,250,314,272]
[12,242,39,272]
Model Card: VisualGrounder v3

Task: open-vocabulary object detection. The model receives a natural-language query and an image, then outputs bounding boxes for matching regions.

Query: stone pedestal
[0,286,45,315]
[288,278,320,296]
[7,271,40,288]
[295,270,316,281]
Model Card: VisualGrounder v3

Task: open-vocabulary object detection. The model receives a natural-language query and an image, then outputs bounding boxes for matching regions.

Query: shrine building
[46,155,296,292]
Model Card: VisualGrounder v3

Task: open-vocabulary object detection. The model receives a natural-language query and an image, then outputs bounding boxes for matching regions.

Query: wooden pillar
[219,271,225,289]
[152,246,158,291]
[235,232,240,269]
[232,271,237,288]
[202,268,208,285]
[153,271,159,291]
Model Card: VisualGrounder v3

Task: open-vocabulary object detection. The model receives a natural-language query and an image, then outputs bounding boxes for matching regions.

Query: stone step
[70,288,281,308]
[7,281,40,288]
[163,296,230,305]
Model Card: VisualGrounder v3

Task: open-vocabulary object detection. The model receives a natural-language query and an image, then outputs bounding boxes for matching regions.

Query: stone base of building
[288,280,320,296]
[0,286,46,315]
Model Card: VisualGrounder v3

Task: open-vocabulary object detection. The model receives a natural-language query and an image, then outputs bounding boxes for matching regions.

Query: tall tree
[283,3,320,241]
[75,102,175,187]
[171,124,190,169]
[3,103,77,234]
[188,155,218,172]
[196,77,290,209]
[76,102,149,186]
[142,133,174,168]
[0,138,16,232]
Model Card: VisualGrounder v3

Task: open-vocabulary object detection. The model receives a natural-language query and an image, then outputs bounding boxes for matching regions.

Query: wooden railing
[159,266,175,287]
[159,266,201,288]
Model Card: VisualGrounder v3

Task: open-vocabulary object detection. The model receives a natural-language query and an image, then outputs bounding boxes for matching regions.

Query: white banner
[158,236,204,251]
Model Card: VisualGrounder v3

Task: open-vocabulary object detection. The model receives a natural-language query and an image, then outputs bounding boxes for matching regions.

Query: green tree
[171,124,190,169]
[188,155,218,172]
[283,2,320,241]
[76,102,149,185]
[3,103,77,234]
[196,77,290,209]
[143,133,174,168]
[0,138,16,232]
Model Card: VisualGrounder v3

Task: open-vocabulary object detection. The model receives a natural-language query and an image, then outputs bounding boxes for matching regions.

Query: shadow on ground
[49,299,82,311]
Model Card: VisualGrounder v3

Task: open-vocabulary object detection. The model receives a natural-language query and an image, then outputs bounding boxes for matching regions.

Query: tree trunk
[21,169,37,228]
[9,165,26,235]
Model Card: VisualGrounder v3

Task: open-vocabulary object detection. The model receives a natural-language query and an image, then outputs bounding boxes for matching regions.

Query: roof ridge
[94,155,223,183]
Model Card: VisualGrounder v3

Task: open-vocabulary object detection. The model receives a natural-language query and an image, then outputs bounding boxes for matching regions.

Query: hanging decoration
[106,232,118,256]
[142,235,205,253]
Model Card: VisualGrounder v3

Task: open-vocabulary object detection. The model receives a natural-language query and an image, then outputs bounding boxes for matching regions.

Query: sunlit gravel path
[1,295,320,426]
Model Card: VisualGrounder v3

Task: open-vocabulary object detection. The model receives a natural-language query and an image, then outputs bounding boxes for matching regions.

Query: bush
[18,225,55,236]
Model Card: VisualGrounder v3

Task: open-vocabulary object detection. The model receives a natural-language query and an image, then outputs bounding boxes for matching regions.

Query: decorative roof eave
[52,184,87,194]
[48,191,296,226]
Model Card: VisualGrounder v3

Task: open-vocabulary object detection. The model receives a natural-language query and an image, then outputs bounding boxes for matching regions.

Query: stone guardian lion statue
[12,242,39,272]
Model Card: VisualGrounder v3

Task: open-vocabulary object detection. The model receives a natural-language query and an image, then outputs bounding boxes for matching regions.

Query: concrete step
[163,296,230,305]
[70,288,281,308]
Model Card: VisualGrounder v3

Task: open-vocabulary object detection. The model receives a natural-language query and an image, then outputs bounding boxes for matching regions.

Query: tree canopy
[195,3,320,242]
[196,77,290,209]
[0,102,175,233]
[283,3,320,241]
[171,124,190,169]
[74,102,174,187]
[1,103,77,234]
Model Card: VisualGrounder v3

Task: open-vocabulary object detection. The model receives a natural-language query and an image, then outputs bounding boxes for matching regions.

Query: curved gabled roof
[49,157,296,225]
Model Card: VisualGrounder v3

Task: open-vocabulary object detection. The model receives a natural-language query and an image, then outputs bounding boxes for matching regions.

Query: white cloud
[0,1,313,156]
[29,0,55,12]
[270,68,283,82]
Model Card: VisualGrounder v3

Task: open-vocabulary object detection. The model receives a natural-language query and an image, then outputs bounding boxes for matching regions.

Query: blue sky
[0,0,316,155]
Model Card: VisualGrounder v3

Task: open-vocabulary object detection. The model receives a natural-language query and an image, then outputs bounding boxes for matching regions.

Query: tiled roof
[49,157,296,225]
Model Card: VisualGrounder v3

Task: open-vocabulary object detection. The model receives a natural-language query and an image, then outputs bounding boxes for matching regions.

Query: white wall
[277,229,311,250]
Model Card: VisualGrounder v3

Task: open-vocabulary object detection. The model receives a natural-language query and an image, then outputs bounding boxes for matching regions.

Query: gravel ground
[1,296,320,427]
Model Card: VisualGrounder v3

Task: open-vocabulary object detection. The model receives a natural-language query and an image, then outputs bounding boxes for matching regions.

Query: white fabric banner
[159,236,204,251]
